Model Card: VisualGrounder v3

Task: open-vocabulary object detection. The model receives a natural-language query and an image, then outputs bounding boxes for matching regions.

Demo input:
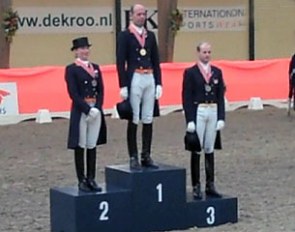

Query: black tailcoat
[182,64,225,151]
[116,28,162,116]
[65,63,107,149]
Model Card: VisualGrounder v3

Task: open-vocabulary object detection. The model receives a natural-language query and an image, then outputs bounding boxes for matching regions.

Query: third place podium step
[187,194,238,228]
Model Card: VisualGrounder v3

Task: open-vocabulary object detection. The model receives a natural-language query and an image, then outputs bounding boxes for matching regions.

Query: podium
[187,194,238,228]
[50,164,238,232]
[50,186,133,232]
[106,164,188,231]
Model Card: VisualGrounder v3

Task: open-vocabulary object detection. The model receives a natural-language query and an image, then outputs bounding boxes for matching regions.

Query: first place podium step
[50,163,238,232]
[105,164,188,231]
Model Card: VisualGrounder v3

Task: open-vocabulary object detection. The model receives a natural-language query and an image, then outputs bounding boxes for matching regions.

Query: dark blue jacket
[182,64,225,123]
[116,29,162,88]
[116,28,162,117]
[65,63,107,149]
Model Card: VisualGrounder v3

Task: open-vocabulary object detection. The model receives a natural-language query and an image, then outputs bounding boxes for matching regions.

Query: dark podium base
[187,194,238,228]
[106,164,188,231]
[50,186,132,232]
[50,163,238,232]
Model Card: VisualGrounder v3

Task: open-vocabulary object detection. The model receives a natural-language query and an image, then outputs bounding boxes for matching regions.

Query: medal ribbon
[128,23,146,47]
[198,62,212,83]
[75,59,96,78]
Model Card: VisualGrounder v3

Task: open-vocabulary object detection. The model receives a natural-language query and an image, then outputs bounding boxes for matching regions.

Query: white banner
[0,83,19,116]
[16,6,246,34]
[181,6,247,31]
[17,7,113,34]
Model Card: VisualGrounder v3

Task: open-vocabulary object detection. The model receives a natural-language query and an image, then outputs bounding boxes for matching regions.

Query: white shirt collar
[77,58,89,66]
[199,61,210,73]
[131,23,144,35]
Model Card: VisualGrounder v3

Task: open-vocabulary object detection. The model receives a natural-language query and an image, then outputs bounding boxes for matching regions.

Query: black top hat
[71,37,91,51]
[184,131,201,152]
[116,100,133,120]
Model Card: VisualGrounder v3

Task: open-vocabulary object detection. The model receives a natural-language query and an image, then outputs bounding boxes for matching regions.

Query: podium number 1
[206,206,215,225]
[156,183,163,202]
[99,201,109,221]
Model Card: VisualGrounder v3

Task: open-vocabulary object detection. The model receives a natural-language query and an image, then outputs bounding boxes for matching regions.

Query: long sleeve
[217,70,225,121]
[150,32,162,86]
[182,69,194,123]
[96,66,104,108]
[116,32,128,88]
[65,66,90,114]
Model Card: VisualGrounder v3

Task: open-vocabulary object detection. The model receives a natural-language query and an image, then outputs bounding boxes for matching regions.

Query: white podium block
[111,105,119,119]
[224,97,230,111]
[35,109,52,123]
[248,97,263,110]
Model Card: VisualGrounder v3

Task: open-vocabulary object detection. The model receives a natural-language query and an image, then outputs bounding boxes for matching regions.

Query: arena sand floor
[0,107,295,232]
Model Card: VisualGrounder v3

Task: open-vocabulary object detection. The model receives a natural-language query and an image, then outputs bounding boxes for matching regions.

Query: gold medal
[139,48,147,56]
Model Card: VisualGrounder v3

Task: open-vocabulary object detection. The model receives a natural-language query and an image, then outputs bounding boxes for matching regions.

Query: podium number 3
[156,183,163,202]
[206,206,215,225]
[99,201,109,221]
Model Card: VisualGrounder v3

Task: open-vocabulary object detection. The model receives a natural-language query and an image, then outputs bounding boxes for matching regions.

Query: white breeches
[130,72,155,124]
[195,104,218,154]
[79,110,101,149]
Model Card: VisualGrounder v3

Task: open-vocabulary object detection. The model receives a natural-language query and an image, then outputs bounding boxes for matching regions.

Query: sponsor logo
[0,89,10,105]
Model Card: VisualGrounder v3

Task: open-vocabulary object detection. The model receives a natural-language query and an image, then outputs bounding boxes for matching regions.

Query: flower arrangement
[170,8,183,34]
[2,8,19,43]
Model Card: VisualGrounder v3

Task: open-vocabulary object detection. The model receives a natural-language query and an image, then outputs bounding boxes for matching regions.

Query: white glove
[88,107,99,119]
[120,87,128,100]
[186,121,196,133]
[216,120,225,131]
[155,85,162,100]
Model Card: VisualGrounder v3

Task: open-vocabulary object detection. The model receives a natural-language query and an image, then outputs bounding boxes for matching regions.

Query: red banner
[0,59,290,114]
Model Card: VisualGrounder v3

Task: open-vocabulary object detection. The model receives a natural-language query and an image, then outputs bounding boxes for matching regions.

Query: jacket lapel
[193,64,207,85]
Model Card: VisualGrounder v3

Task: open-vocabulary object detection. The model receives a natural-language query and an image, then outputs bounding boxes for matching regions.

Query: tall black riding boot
[141,123,158,168]
[86,147,102,192]
[127,121,141,170]
[205,153,222,198]
[191,152,202,199]
[74,147,91,192]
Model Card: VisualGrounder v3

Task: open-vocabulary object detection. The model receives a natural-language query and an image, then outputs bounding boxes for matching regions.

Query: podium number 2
[156,183,163,202]
[206,206,215,225]
[99,201,109,221]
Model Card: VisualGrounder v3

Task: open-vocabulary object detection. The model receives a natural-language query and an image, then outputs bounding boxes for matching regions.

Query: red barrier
[214,59,289,101]
[0,59,290,114]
